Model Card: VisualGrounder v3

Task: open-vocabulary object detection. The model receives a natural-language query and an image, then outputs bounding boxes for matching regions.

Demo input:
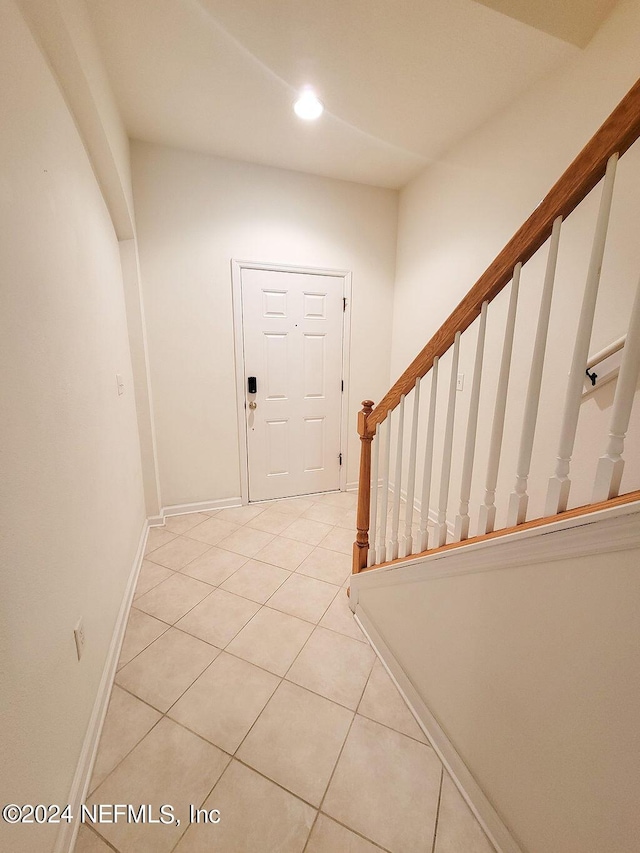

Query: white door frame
[231,259,352,505]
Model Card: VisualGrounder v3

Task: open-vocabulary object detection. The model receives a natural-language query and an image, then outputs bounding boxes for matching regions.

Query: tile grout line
[132,564,177,601]
[430,764,445,853]
[87,495,360,850]
[301,662,378,851]
[120,590,355,713]
[82,821,121,852]
[119,631,431,752]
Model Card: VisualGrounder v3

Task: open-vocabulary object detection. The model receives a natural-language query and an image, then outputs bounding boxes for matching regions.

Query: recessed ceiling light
[294,88,324,121]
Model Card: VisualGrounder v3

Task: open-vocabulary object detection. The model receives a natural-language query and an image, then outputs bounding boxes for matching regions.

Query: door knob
[248,401,257,409]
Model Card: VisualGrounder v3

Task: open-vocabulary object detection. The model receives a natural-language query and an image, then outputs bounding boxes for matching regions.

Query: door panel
[264,333,288,399]
[241,268,344,502]
[303,417,325,472]
[266,419,289,476]
[303,333,326,398]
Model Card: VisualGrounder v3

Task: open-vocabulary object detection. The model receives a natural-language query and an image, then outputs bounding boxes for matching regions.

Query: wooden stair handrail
[366,78,640,436]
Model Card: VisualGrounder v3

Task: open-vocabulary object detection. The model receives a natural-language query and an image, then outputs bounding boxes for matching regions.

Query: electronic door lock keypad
[247,376,257,394]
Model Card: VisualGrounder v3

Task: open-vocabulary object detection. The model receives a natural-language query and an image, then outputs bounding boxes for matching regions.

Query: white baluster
[507,222,561,525]
[437,332,461,547]
[377,414,392,563]
[592,275,640,501]
[546,154,618,516]
[454,301,488,542]
[367,430,380,567]
[419,358,439,552]
[389,394,406,560]
[403,379,421,556]
[479,261,523,534]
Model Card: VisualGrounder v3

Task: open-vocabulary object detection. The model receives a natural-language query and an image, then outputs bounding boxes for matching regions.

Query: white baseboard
[54,522,149,853]
[154,496,243,522]
[354,607,522,853]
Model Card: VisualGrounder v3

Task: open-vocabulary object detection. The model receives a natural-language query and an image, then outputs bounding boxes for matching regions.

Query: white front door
[239,266,345,502]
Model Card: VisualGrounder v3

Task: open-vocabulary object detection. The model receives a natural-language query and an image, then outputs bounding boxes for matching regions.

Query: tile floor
[75,491,495,853]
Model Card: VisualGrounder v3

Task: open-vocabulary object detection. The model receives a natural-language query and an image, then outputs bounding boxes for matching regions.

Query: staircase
[351,79,640,576]
[348,80,640,853]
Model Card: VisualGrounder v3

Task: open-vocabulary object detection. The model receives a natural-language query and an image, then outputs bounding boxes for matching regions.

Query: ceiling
[85,0,613,188]
[474,0,618,47]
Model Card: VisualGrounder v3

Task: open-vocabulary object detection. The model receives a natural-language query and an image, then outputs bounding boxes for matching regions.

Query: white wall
[17,0,135,239]
[355,508,640,853]
[18,0,163,519]
[389,0,640,530]
[0,3,145,850]
[132,141,398,507]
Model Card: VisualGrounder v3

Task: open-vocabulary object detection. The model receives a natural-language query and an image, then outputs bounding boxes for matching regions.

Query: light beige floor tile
[246,507,295,534]
[145,536,211,570]
[286,626,375,710]
[306,815,385,852]
[89,686,161,792]
[226,607,314,676]
[318,526,354,555]
[116,628,219,711]
[88,718,228,853]
[169,652,279,753]
[219,559,290,604]
[183,517,240,546]
[323,715,441,852]
[434,773,496,853]
[117,608,169,669]
[73,826,113,853]
[181,547,247,585]
[281,517,333,546]
[134,573,213,624]
[303,502,352,527]
[267,573,339,623]
[296,547,351,585]
[270,497,315,516]
[163,512,211,534]
[319,491,358,509]
[358,659,427,743]
[176,588,260,648]
[319,591,366,642]
[134,560,174,599]
[173,760,314,853]
[254,535,314,570]
[216,526,275,558]
[336,508,357,529]
[238,681,353,806]
[215,504,266,524]
[144,527,176,555]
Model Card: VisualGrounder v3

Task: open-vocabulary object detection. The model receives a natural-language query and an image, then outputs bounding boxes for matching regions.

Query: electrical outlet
[456,373,464,391]
[74,619,86,661]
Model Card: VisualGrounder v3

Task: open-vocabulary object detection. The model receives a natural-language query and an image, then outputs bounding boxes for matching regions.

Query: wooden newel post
[353,400,375,575]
